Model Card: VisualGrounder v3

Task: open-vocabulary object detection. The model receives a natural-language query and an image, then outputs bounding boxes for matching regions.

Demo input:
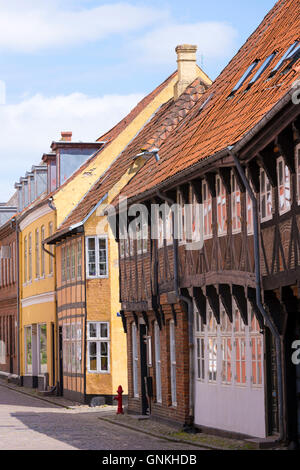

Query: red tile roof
[117,0,300,201]
[52,77,209,236]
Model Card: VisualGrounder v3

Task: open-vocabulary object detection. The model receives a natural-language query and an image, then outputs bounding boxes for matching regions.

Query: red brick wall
[0,225,18,375]
[125,301,190,425]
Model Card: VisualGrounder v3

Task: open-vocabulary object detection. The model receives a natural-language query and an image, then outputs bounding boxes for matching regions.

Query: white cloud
[0,91,144,201]
[130,21,238,65]
[0,1,169,52]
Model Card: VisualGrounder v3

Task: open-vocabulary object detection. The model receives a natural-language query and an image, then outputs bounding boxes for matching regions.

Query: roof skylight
[246,52,277,88]
[268,40,299,77]
[228,60,259,97]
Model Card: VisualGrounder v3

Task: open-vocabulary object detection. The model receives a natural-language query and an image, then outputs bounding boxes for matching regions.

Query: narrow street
[0,384,201,450]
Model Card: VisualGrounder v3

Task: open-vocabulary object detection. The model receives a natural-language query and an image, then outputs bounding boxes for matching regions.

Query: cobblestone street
[0,384,202,450]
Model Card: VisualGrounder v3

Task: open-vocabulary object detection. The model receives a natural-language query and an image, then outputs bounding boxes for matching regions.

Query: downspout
[156,190,194,427]
[229,147,284,441]
[15,219,21,381]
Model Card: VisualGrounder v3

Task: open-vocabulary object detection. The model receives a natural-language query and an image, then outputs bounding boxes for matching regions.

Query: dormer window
[260,168,272,222]
[277,157,291,215]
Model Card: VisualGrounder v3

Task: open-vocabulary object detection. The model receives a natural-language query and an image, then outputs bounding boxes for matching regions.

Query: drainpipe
[156,190,194,426]
[14,219,21,381]
[229,147,284,442]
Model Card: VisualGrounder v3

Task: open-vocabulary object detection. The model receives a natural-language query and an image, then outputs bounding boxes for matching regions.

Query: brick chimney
[60,131,72,142]
[174,44,198,100]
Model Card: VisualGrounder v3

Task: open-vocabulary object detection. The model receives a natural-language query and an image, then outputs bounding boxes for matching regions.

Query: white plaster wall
[194,381,266,438]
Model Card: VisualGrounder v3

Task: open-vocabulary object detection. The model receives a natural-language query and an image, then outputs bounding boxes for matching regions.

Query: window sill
[87,370,110,375]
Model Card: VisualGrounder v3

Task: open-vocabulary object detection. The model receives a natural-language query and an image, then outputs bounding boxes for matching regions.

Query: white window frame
[87,322,110,374]
[132,323,139,398]
[296,144,300,205]
[216,175,227,237]
[231,171,241,234]
[154,321,162,403]
[169,321,177,406]
[202,180,213,240]
[24,325,32,375]
[260,168,273,222]
[86,236,109,279]
[277,156,291,215]
[246,169,254,235]
[38,323,47,376]
[41,226,45,278]
[35,228,40,279]
[234,308,246,386]
[177,190,186,245]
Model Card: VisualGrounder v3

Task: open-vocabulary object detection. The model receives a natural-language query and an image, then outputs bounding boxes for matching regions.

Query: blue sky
[0,0,276,201]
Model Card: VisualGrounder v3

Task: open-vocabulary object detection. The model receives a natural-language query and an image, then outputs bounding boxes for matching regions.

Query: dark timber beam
[218,167,231,194]
[171,304,177,326]
[142,311,149,329]
[193,286,207,324]
[190,180,202,203]
[159,305,165,326]
[247,159,260,194]
[219,284,233,323]
[264,290,287,336]
[259,143,277,187]
[233,167,245,192]
[276,125,295,173]
[132,312,139,329]
[247,287,264,331]
[206,173,216,198]
[120,310,127,333]
[232,285,248,326]
[206,285,220,324]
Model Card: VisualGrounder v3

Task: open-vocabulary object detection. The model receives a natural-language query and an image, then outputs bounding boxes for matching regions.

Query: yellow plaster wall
[19,206,57,384]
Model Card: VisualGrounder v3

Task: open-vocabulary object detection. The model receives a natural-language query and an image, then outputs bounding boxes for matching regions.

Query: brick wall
[125,301,190,425]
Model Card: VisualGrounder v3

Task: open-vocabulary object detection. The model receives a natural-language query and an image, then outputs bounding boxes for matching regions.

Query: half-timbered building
[114,0,300,445]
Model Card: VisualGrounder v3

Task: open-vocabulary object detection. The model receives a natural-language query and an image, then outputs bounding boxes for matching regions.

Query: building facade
[115,0,300,445]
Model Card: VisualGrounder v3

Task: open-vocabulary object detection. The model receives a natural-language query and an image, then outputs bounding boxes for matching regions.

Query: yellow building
[18,51,211,399]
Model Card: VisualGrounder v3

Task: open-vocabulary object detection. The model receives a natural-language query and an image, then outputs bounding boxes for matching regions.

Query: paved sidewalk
[0,383,203,450]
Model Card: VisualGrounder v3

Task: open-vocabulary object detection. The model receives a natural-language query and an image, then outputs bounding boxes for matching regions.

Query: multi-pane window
[297,146,300,205]
[277,157,291,215]
[169,321,177,406]
[154,321,162,403]
[221,310,232,385]
[207,309,217,382]
[41,226,45,277]
[250,311,262,386]
[63,323,82,374]
[177,191,186,245]
[246,170,254,235]
[195,307,205,381]
[28,233,32,281]
[38,324,47,375]
[216,176,227,236]
[231,172,241,233]
[25,326,32,374]
[190,190,201,242]
[24,237,27,283]
[48,222,54,275]
[132,323,139,398]
[203,180,212,239]
[35,229,40,278]
[260,168,272,221]
[66,245,71,281]
[86,236,108,278]
[87,322,109,373]
[77,239,82,279]
[137,221,148,254]
[235,309,246,385]
[61,246,66,282]
[71,244,76,280]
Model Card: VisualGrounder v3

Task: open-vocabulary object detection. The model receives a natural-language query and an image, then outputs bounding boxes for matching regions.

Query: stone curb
[0,381,71,409]
[98,416,226,451]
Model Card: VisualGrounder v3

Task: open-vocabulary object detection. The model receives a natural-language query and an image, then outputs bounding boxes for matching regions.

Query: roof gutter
[126,87,296,206]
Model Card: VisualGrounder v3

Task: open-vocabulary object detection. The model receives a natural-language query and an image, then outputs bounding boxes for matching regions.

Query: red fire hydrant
[114,385,124,415]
